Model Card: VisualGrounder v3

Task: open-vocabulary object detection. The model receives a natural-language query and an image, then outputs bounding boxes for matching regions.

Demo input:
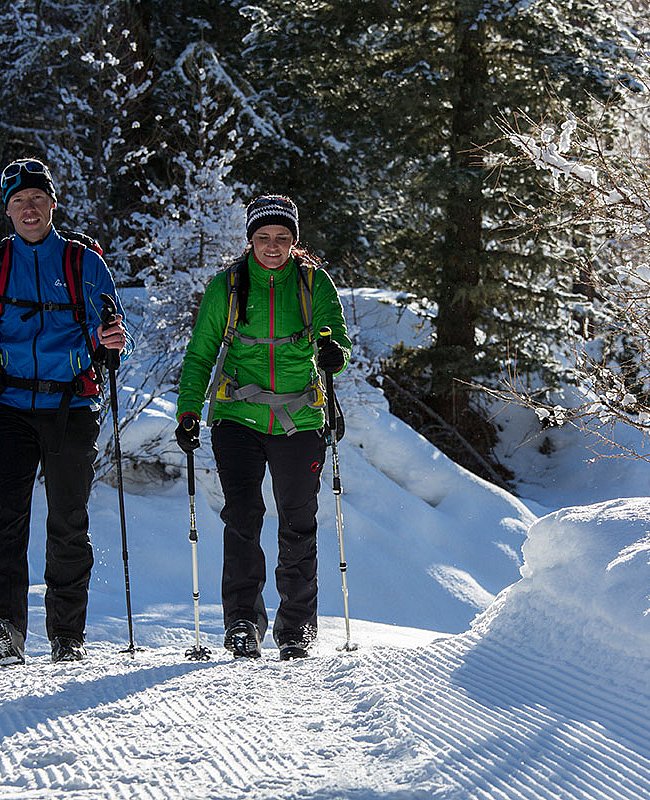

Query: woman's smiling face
[251,225,294,268]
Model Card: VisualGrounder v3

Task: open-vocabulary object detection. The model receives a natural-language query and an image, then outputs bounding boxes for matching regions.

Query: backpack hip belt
[0,364,100,456]
[211,376,325,436]
[0,364,101,398]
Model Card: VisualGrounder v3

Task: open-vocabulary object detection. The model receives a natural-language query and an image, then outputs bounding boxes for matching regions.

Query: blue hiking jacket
[0,226,133,411]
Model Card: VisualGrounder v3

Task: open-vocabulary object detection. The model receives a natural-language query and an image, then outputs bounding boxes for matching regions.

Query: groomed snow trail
[358,633,650,800]
[1,624,648,800]
[0,632,444,800]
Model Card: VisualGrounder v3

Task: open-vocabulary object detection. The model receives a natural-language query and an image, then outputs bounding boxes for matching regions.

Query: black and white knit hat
[246,195,299,241]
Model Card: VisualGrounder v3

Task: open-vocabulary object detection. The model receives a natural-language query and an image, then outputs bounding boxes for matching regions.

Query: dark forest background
[2,1,649,482]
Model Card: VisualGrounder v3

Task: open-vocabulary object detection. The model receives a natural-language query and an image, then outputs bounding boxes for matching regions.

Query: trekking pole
[318,327,358,652]
[100,293,140,657]
[184,443,211,661]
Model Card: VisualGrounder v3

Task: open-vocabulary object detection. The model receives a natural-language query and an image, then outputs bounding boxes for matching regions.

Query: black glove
[175,414,200,453]
[317,339,345,373]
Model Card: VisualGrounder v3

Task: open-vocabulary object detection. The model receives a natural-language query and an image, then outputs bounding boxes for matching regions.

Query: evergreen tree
[237,0,649,468]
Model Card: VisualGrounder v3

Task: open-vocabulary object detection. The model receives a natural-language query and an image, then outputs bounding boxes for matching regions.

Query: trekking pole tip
[185,645,212,662]
[336,641,359,652]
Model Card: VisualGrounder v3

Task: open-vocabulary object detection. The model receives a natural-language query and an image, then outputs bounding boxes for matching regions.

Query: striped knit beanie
[246,195,299,241]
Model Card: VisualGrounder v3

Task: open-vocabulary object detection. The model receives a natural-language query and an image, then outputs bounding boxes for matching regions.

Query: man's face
[5,188,56,243]
[251,225,294,269]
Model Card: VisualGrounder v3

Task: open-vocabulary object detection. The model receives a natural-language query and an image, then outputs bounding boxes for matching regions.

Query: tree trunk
[433,5,487,427]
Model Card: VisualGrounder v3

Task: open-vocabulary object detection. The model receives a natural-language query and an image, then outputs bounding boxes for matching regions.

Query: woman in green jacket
[175,195,351,661]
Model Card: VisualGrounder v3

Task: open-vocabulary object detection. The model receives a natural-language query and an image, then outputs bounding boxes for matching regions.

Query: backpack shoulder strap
[0,237,13,317]
[223,263,240,345]
[206,262,244,422]
[62,240,87,324]
[59,229,103,256]
[213,262,243,383]
[62,239,99,361]
[296,258,316,344]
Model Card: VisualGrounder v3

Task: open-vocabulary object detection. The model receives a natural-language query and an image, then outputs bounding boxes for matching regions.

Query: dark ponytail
[233,256,250,326]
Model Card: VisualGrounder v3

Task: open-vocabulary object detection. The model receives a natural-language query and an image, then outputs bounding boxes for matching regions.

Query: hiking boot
[224,619,262,659]
[276,624,315,661]
[0,619,25,666]
[279,641,309,661]
[51,637,86,663]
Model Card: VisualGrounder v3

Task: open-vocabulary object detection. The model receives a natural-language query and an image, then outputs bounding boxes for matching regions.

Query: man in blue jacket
[0,158,132,665]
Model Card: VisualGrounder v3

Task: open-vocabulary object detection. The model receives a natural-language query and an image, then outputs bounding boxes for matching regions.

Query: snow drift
[472,497,650,680]
[3,497,649,800]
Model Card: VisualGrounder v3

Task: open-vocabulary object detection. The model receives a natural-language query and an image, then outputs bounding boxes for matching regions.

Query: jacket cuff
[177,410,200,424]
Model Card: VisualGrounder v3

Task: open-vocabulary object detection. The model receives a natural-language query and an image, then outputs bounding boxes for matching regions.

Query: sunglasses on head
[1,160,53,205]
[1,160,51,186]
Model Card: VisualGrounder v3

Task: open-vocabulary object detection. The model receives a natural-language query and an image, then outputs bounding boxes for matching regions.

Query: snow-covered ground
[1,289,648,799]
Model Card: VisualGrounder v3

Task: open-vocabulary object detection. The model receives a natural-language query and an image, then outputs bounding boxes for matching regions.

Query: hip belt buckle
[36,380,59,394]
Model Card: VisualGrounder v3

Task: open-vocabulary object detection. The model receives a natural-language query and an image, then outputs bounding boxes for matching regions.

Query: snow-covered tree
[114,37,247,445]
[493,68,650,457]
[0,0,154,276]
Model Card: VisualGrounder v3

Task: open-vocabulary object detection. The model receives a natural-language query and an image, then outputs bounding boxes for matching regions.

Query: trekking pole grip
[318,327,337,435]
[185,444,196,497]
[99,292,120,370]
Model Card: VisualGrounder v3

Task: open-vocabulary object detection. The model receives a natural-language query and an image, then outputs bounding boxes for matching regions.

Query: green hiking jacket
[177,252,351,435]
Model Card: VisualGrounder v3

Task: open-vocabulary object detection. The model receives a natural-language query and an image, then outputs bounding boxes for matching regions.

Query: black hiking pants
[0,404,99,641]
[212,420,326,646]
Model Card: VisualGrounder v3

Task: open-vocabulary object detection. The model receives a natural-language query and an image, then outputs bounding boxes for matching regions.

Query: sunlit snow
[1,290,648,799]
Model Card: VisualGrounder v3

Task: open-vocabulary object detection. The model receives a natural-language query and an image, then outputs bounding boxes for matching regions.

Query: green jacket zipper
[267,273,275,434]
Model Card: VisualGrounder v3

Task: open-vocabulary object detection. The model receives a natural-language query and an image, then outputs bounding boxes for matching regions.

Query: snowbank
[493,397,650,510]
[472,497,650,682]
[87,302,535,636]
[338,287,434,361]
